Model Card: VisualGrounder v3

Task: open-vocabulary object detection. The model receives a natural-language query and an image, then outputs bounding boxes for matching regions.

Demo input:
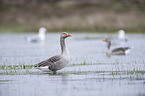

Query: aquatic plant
[0,64,34,70]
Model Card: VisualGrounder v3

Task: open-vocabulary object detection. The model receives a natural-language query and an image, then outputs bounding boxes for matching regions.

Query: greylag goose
[103,38,133,57]
[34,32,71,74]
[118,30,127,41]
[26,27,46,42]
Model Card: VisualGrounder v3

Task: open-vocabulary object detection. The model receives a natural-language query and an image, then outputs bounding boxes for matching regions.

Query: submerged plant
[25,70,29,75]
[111,71,114,75]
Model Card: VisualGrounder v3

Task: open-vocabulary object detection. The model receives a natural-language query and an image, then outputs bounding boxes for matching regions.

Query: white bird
[34,32,71,74]
[118,30,127,41]
[103,38,133,57]
[26,27,47,42]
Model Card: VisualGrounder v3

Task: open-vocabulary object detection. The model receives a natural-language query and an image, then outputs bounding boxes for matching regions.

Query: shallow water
[0,32,145,96]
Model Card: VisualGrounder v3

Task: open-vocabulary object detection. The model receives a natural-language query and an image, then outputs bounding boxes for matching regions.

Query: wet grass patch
[0,64,34,70]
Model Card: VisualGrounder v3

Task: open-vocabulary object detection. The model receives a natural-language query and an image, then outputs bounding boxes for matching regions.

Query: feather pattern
[47,55,61,63]
[34,32,71,73]
[112,47,130,53]
[34,55,61,67]
[103,38,133,56]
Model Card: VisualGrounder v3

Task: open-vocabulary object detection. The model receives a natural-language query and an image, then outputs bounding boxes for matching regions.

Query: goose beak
[66,33,71,37]
[103,39,107,41]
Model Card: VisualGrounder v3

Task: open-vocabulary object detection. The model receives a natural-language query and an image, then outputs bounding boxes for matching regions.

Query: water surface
[0,32,145,96]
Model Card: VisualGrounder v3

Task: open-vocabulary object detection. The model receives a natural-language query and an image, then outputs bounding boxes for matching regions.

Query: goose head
[103,38,111,49]
[118,30,125,39]
[60,32,71,56]
[103,38,110,42]
[38,27,47,40]
[60,32,71,39]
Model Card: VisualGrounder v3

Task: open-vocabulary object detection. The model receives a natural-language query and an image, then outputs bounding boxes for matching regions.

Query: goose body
[103,38,133,57]
[26,27,46,42]
[34,32,71,74]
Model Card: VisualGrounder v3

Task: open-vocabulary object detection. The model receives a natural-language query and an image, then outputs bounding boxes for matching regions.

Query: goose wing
[112,47,130,52]
[111,47,131,55]
[47,55,61,63]
[34,55,61,67]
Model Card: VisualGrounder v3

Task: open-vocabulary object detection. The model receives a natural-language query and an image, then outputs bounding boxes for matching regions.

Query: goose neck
[60,37,68,55]
[107,41,111,50]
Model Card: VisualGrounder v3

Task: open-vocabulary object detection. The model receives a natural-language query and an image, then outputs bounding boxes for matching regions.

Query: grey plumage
[112,47,132,55]
[103,38,133,56]
[34,55,61,67]
[34,32,71,74]
[112,47,131,52]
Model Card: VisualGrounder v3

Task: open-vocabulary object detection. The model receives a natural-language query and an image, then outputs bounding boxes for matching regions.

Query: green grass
[0,67,145,79]
[0,64,34,70]
[0,61,145,79]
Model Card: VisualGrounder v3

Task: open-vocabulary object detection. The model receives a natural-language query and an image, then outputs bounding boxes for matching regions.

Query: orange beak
[66,33,71,37]
[103,39,107,41]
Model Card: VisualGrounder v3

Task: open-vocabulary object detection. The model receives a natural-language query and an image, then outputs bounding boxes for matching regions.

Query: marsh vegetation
[0,1,145,32]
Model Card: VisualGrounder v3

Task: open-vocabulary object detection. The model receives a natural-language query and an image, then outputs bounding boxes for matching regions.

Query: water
[0,32,145,96]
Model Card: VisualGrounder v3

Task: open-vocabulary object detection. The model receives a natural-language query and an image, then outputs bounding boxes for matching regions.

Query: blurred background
[0,0,145,33]
[0,1,145,96]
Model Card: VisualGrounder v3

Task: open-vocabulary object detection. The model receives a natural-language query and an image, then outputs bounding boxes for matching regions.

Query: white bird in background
[26,27,47,42]
[118,30,127,42]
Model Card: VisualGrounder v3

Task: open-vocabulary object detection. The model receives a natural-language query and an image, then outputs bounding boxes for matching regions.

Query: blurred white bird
[26,27,47,42]
[118,30,127,41]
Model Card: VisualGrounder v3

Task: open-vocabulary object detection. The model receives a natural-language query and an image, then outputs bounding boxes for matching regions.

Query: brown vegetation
[0,1,145,32]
